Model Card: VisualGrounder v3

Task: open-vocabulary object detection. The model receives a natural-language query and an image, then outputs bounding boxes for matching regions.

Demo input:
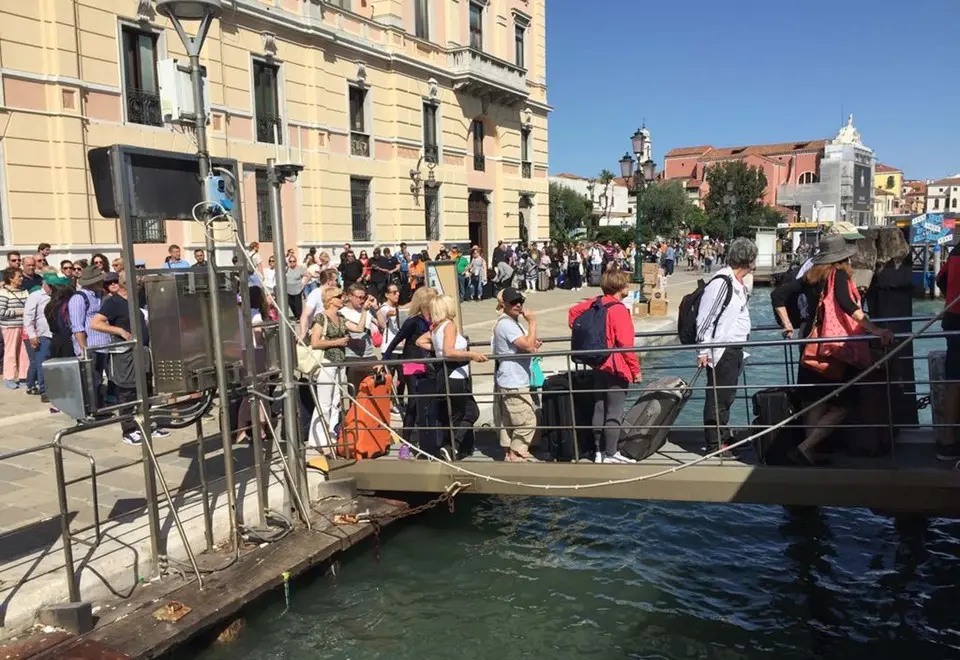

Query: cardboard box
[649,299,669,316]
[642,262,659,279]
[632,302,649,317]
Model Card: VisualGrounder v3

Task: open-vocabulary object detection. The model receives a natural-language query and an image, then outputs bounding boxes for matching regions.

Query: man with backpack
[688,238,757,453]
[69,265,112,407]
[568,269,642,464]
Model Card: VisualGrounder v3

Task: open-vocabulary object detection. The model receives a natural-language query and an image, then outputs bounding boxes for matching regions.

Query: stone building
[0,0,550,264]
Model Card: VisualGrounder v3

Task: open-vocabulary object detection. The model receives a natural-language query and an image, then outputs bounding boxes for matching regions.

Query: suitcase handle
[688,366,704,391]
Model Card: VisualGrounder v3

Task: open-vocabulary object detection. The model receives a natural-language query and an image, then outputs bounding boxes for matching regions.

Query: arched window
[798,171,818,184]
[886,175,895,189]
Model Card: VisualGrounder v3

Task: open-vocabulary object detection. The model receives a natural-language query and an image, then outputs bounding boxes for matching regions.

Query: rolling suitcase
[339,370,393,459]
[541,371,595,461]
[751,387,802,465]
[538,270,550,291]
[619,375,695,461]
[588,269,601,287]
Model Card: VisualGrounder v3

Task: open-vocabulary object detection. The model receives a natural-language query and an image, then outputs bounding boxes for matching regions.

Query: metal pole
[634,178,647,301]
[267,158,308,517]
[933,245,942,298]
[189,51,239,550]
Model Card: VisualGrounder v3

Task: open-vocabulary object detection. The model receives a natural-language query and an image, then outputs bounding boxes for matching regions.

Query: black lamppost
[723,180,737,245]
[619,128,657,297]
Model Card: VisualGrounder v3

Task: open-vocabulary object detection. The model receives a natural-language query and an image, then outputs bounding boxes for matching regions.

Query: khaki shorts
[498,387,537,453]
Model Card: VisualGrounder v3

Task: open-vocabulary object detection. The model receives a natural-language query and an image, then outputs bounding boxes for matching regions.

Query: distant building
[874,163,904,214]
[549,173,633,227]
[873,188,897,224]
[902,180,928,215]
[926,176,960,213]
[664,115,877,226]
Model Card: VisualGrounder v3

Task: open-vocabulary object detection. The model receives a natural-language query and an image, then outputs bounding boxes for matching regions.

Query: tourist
[416,294,487,460]
[262,254,277,296]
[377,283,403,413]
[934,238,960,461]
[285,252,308,319]
[492,287,540,462]
[23,275,59,400]
[568,269,642,464]
[468,247,486,301]
[163,245,191,269]
[773,235,893,466]
[566,247,583,291]
[383,287,437,458]
[0,267,29,389]
[59,260,75,281]
[247,242,262,274]
[338,250,362,291]
[694,238,757,454]
[524,249,538,292]
[408,253,425,292]
[91,253,110,274]
[308,287,349,455]
[340,282,379,396]
[452,247,469,301]
[70,265,111,405]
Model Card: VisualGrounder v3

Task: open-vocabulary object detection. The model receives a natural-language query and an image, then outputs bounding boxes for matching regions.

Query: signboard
[852,164,871,211]
[911,213,954,246]
[424,261,463,333]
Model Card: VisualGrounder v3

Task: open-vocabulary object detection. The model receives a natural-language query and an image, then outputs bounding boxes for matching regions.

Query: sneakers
[606,451,638,464]
[26,386,40,396]
[439,447,454,462]
[936,442,960,462]
[4,380,18,390]
[390,405,402,416]
[151,427,171,439]
[122,431,143,446]
[40,393,49,403]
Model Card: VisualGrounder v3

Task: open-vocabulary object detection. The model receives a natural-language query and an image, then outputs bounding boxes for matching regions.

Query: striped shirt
[68,289,112,356]
[0,286,27,329]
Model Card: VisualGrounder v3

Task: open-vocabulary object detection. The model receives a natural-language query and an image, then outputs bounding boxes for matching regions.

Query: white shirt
[492,315,531,388]
[378,302,399,349]
[304,286,325,322]
[695,266,751,366]
[433,320,470,379]
[590,247,603,265]
[339,306,377,359]
[262,267,276,292]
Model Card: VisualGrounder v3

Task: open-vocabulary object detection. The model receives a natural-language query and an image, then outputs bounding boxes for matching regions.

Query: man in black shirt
[339,250,362,289]
[492,240,506,268]
[20,256,43,291]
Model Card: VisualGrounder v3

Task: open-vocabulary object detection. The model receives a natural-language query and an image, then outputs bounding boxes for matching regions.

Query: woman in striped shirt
[0,267,29,389]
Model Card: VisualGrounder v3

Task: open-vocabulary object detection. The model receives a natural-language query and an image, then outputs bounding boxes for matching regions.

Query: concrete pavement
[0,268,701,636]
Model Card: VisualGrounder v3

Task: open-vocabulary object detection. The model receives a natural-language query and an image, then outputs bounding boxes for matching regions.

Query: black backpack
[677,274,733,345]
[571,297,616,366]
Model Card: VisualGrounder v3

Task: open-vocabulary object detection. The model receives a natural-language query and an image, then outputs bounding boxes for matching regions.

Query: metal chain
[916,395,931,410]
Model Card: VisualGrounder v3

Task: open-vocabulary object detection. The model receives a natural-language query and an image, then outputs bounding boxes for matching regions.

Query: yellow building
[873,163,903,215]
[0,0,550,265]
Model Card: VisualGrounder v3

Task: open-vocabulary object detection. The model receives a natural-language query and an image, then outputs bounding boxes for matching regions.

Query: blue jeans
[26,337,51,392]
[458,274,468,301]
[470,275,482,300]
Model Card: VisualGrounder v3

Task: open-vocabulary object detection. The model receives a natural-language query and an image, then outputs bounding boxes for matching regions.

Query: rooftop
[665,139,828,162]
[876,163,901,173]
[931,176,960,186]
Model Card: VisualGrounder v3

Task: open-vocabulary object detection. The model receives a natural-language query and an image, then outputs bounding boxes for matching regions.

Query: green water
[191,293,959,660]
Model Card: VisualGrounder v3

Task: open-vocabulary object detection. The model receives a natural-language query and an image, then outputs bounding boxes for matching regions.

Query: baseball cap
[827,221,861,241]
[496,287,525,311]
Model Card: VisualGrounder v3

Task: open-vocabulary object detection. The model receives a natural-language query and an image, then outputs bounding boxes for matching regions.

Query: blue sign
[911,214,954,246]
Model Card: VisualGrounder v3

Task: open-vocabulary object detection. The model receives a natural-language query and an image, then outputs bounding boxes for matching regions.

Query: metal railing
[125,88,163,127]
[309,316,957,466]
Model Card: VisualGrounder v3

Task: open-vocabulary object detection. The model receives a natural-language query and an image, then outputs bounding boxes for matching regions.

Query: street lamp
[619,126,657,298]
[722,180,737,244]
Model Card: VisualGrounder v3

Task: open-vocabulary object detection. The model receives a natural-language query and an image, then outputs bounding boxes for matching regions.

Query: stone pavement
[0,269,700,636]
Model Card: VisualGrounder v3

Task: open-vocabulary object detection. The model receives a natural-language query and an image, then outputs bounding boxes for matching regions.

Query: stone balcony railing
[447,47,528,106]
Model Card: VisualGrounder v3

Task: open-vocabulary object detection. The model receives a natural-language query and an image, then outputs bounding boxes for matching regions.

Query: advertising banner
[853,164,871,211]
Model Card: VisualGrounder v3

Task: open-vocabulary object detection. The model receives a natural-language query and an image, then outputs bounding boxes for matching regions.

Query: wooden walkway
[330,429,960,514]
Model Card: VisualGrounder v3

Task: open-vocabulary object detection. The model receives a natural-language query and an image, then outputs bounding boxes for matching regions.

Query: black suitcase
[752,388,802,464]
[619,376,694,461]
[588,269,601,287]
[541,371,595,461]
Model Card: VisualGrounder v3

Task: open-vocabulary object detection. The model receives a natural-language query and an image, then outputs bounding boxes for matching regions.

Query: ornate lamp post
[722,180,737,245]
[619,127,657,298]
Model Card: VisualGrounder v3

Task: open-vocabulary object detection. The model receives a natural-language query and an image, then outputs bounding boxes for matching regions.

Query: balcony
[256,114,283,144]
[126,88,163,127]
[473,153,486,172]
[447,47,528,106]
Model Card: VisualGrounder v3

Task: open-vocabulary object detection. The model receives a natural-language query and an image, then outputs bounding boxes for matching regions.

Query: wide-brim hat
[77,265,104,287]
[826,221,862,241]
[813,235,859,265]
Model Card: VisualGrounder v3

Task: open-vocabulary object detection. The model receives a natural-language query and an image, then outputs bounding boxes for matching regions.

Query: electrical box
[157,58,211,125]
[43,357,97,420]
[144,270,243,395]
[205,174,236,213]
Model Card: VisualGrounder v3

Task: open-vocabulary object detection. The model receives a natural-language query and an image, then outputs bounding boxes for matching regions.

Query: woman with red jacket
[568,269,642,464]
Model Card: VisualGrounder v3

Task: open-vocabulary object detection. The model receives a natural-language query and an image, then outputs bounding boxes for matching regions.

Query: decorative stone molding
[427,78,439,101]
[355,61,368,88]
[261,31,278,57]
[136,0,156,22]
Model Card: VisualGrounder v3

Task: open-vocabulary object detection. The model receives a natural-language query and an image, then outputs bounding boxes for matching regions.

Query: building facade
[925,176,960,214]
[0,0,550,264]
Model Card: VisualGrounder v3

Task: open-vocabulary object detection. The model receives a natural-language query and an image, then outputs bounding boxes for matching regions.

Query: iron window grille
[121,27,162,127]
[254,60,282,144]
[256,170,273,241]
[472,119,485,171]
[131,216,167,243]
[423,103,439,164]
[350,178,372,241]
[424,185,440,240]
[349,85,369,157]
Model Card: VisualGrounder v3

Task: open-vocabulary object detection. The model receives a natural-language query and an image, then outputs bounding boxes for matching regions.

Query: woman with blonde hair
[307,287,350,455]
[416,294,487,459]
[383,287,438,457]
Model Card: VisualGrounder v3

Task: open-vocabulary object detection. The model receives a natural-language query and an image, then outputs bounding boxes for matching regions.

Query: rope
[211,212,960,492]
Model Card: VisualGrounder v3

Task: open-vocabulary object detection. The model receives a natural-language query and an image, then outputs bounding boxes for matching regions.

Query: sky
[545,0,959,182]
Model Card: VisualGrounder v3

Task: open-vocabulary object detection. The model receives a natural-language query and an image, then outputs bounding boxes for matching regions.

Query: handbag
[530,356,545,388]
[800,271,870,380]
[371,327,383,348]
[296,315,327,376]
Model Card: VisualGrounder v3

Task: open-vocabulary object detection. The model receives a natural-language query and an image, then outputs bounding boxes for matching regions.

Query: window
[349,85,369,157]
[798,171,818,184]
[121,27,161,127]
[514,23,525,69]
[414,0,429,40]
[253,60,281,144]
[521,127,531,178]
[350,178,371,241]
[953,197,958,209]
[469,3,483,50]
[886,175,895,189]
[422,102,438,163]
[328,0,350,9]
[424,185,440,241]
[472,119,485,171]
[255,170,273,241]
[934,198,940,210]
[130,217,166,243]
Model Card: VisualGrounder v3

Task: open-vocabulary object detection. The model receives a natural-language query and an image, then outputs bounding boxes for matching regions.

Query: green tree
[594,225,634,248]
[549,181,592,240]
[638,180,699,241]
[703,160,768,239]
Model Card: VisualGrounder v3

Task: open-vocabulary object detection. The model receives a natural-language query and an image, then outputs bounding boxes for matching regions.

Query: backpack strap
[697,274,734,343]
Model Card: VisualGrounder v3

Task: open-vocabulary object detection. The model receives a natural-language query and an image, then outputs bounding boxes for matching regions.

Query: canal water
[192,292,960,660]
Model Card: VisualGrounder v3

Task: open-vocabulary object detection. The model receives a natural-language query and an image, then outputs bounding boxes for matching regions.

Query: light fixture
[155,0,222,20]
[619,152,635,180]
[642,159,656,183]
[631,128,645,157]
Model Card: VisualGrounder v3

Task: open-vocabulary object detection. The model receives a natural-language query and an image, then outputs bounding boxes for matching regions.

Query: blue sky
[546,0,959,181]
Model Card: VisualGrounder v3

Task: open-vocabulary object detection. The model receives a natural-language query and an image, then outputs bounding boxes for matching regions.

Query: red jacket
[568,295,641,383]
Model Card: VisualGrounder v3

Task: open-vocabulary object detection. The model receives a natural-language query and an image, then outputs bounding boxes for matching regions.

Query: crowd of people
[3,227,956,467]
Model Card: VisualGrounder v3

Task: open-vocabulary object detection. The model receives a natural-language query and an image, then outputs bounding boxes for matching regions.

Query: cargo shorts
[498,388,537,453]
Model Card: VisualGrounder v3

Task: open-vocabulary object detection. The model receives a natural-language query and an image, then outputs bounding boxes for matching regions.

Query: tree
[549,181,592,241]
[703,160,768,239]
[638,180,700,241]
[594,224,634,248]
